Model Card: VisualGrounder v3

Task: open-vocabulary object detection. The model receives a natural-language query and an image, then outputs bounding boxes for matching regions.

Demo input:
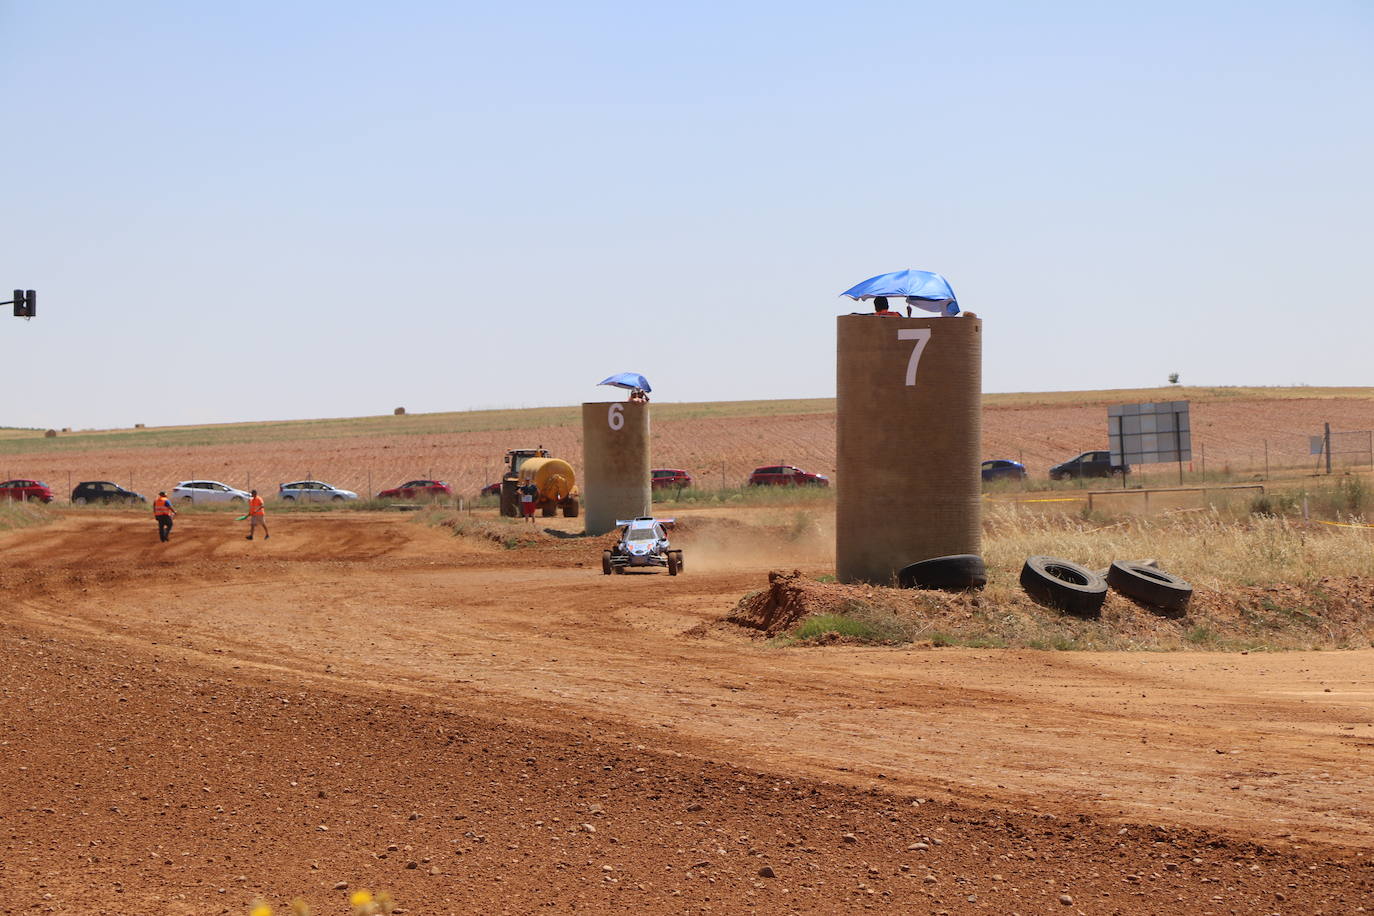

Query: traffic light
[9,289,35,317]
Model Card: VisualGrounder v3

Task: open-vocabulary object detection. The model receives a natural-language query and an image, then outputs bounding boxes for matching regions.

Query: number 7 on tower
[898,328,932,387]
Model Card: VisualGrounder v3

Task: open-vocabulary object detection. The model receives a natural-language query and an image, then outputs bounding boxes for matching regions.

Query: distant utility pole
[4,289,36,318]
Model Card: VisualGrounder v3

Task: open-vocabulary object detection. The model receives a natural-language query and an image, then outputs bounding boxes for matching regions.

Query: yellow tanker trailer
[499,447,580,518]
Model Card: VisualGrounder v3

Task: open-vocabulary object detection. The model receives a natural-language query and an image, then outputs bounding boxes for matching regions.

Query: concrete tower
[835,314,983,583]
[582,400,651,536]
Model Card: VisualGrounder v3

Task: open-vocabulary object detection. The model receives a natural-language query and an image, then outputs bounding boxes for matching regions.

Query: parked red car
[651,468,693,489]
[479,482,502,496]
[747,465,830,487]
[376,479,453,499]
[0,479,55,502]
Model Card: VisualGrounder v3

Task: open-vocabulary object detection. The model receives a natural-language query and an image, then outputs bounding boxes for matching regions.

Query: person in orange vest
[871,296,903,317]
[153,491,176,542]
[246,489,269,540]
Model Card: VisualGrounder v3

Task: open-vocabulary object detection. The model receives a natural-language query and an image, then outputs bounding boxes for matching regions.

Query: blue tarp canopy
[598,372,651,392]
[840,269,959,316]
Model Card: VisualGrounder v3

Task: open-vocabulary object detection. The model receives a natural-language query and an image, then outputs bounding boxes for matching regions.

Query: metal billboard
[1109,400,1191,466]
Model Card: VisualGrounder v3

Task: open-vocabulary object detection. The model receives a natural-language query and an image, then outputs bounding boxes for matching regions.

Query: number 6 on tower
[608,402,625,430]
[898,328,932,387]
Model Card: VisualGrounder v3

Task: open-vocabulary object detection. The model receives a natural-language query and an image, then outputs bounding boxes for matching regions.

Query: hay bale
[134,423,145,429]
[61,427,71,433]
[44,429,57,438]
[394,407,406,416]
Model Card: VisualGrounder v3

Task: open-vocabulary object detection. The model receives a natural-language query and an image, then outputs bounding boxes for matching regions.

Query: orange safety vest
[249,495,265,516]
[153,496,173,517]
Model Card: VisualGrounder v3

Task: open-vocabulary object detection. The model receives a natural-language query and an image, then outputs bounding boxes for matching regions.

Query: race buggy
[602,517,684,576]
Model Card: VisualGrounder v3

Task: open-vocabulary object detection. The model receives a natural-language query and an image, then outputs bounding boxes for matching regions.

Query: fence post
[1264,440,1269,479]
[1325,422,1332,475]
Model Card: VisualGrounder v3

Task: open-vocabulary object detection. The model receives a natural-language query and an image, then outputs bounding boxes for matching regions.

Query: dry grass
[981,503,1374,589]
[983,385,1374,409]
[735,502,1374,652]
[0,398,839,455]
[9,386,1371,454]
[0,501,53,531]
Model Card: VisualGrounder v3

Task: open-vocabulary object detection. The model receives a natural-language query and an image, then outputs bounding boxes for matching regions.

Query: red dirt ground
[3,511,1371,913]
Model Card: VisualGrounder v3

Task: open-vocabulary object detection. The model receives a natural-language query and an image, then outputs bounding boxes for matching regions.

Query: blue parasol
[840,269,960,316]
[598,372,652,393]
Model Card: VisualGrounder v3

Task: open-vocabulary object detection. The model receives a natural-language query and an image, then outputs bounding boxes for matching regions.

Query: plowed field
[2,388,1371,498]
[3,511,1371,913]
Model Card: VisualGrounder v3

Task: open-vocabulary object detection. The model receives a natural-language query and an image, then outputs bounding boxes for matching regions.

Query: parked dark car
[479,482,502,497]
[0,479,54,503]
[71,481,146,505]
[980,459,1026,482]
[377,479,453,499]
[651,468,693,489]
[1049,450,1129,480]
[747,465,830,487]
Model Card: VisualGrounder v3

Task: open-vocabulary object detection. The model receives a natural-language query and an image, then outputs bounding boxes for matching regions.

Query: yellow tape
[986,496,1087,504]
[1314,519,1374,530]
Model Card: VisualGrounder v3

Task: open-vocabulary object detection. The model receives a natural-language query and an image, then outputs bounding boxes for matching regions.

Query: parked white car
[278,480,359,502]
[172,480,252,504]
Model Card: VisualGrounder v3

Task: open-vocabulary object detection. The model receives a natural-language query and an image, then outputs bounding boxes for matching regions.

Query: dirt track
[3,512,1372,913]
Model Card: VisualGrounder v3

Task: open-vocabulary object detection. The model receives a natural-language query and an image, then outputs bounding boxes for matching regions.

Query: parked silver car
[278,480,359,502]
[602,517,684,575]
[171,480,251,503]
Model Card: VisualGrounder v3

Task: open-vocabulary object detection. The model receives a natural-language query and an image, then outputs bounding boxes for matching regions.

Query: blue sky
[3,1,1371,428]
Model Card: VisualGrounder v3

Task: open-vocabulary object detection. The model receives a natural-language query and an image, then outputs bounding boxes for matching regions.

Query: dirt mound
[727,569,848,634]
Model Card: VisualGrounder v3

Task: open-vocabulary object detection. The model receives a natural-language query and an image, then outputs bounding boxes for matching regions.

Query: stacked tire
[1018,556,1193,619]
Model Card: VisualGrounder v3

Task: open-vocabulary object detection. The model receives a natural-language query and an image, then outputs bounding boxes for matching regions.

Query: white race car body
[603,517,683,575]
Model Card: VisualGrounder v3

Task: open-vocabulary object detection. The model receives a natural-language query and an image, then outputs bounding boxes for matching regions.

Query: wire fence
[1325,430,1374,470]
[2,429,1371,506]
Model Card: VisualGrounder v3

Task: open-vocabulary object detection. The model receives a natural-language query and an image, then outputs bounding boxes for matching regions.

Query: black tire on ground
[562,497,579,518]
[673,550,684,571]
[332,495,345,502]
[897,554,987,591]
[282,495,295,502]
[181,496,193,503]
[667,551,679,576]
[612,564,624,575]
[72,496,86,506]
[499,480,519,517]
[230,496,245,503]
[541,504,557,517]
[601,550,612,576]
[1106,561,1193,616]
[1019,555,1107,618]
